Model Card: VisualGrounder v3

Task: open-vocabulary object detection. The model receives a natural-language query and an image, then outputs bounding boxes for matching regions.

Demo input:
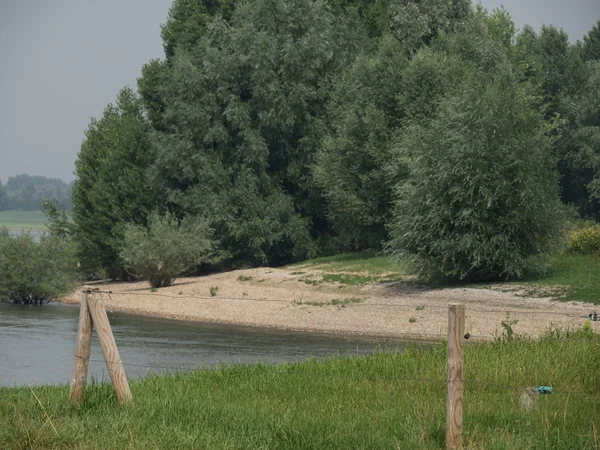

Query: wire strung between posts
[82,357,597,397]
[0,317,81,330]
[88,289,596,319]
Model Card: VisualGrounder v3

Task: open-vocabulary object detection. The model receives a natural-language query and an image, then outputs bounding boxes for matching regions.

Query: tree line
[0,174,73,211]
[67,0,600,282]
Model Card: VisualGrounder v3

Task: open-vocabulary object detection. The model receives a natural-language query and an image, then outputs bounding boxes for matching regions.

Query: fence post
[69,290,93,405]
[446,303,465,450]
[86,291,133,405]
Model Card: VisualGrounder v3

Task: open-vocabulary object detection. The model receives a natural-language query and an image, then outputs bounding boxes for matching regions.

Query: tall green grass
[2,331,598,449]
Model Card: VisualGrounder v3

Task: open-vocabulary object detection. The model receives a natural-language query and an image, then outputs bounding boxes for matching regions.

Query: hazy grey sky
[1,0,599,183]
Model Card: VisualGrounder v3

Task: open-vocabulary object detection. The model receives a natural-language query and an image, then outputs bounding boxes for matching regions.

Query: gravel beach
[61,267,599,340]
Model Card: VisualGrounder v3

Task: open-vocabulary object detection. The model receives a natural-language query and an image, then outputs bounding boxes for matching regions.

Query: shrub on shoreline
[120,213,214,288]
[0,227,79,304]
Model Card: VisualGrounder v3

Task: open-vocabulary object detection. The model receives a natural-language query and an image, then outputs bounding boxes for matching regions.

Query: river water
[0,302,407,387]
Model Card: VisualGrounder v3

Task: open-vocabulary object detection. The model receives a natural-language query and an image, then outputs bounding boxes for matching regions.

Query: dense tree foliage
[583,20,600,62]
[387,0,472,53]
[150,0,366,266]
[72,87,156,275]
[0,228,78,303]
[69,0,600,282]
[570,62,600,215]
[0,174,72,211]
[120,213,214,288]
[388,70,561,280]
[0,181,6,210]
[315,35,408,249]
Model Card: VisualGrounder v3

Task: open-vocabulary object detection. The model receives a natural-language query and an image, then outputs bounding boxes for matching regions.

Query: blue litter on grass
[537,386,553,394]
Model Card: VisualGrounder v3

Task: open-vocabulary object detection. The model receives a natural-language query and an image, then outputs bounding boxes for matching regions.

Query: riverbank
[2,333,599,449]
[60,263,599,340]
[0,210,47,231]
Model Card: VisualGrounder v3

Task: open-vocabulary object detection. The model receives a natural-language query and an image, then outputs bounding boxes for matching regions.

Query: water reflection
[0,302,408,387]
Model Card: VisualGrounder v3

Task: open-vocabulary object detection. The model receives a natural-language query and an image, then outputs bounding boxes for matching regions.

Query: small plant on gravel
[331,297,364,306]
[415,305,425,311]
[238,275,253,282]
[322,274,376,286]
[409,317,417,323]
[498,312,519,341]
[300,277,321,285]
[210,286,219,297]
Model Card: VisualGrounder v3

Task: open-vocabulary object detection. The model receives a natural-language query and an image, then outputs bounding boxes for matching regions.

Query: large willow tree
[72,88,156,275]
[150,0,366,266]
[387,67,563,281]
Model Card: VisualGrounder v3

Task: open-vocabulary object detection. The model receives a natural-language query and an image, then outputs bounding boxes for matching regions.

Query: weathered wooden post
[86,290,133,405]
[69,289,93,405]
[446,303,465,450]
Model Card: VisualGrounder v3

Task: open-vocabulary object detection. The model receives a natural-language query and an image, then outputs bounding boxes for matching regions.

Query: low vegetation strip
[289,251,600,304]
[1,331,598,449]
[0,210,47,231]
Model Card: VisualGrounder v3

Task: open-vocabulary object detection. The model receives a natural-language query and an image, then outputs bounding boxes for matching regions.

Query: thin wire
[82,357,598,397]
[89,289,597,319]
[0,318,79,330]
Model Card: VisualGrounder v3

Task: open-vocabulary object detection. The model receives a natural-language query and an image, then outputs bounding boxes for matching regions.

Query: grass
[289,250,409,276]
[1,330,599,449]
[288,250,411,286]
[520,253,600,304]
[290,249,600,304]
[0,210,47,231]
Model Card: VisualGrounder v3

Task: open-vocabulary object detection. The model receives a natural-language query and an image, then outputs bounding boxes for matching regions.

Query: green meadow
[0,210,47,231]
[1,330,598,449]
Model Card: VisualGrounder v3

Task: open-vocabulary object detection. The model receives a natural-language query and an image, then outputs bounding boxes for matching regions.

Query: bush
[120,214,214,288]
[0,228,79,304]
[566,225,600,254]
[387,70,563,281]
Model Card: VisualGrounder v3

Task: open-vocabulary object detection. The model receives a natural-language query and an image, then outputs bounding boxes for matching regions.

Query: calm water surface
[0,302,407,387]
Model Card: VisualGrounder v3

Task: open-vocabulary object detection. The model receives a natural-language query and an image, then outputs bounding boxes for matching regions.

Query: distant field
[0,210,47,231]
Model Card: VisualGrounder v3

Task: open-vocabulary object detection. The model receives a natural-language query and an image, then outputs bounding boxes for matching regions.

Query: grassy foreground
[0,210,47,231]
[1,332,599,449]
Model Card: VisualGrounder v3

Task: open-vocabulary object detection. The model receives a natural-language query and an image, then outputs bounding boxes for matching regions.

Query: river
[0,302,408,387]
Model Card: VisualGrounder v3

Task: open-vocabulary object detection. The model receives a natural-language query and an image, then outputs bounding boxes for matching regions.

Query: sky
[1,0,599,184]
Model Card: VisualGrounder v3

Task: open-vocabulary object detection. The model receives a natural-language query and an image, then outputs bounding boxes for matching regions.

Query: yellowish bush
[566,225,600,254]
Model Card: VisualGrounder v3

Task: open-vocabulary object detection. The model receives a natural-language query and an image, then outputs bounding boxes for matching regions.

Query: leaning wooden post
[69,289,93,405]
[446,303,465,450]
[86,291,133,405]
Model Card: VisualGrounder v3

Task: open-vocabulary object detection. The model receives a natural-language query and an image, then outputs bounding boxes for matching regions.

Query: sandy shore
[61,266,599,340]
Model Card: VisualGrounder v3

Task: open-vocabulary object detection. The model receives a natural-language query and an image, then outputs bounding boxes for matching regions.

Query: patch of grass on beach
[1,330,599,449]
[292,250,600,304]
[521,254,600,304]
[480,254,600,304]
[0,210,47,231]
[288,251,412,286]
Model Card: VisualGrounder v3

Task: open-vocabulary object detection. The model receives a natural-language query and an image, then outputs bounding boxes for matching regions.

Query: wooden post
[86,291,133,405]
[69,290,93,405]
[446,303,465,450]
